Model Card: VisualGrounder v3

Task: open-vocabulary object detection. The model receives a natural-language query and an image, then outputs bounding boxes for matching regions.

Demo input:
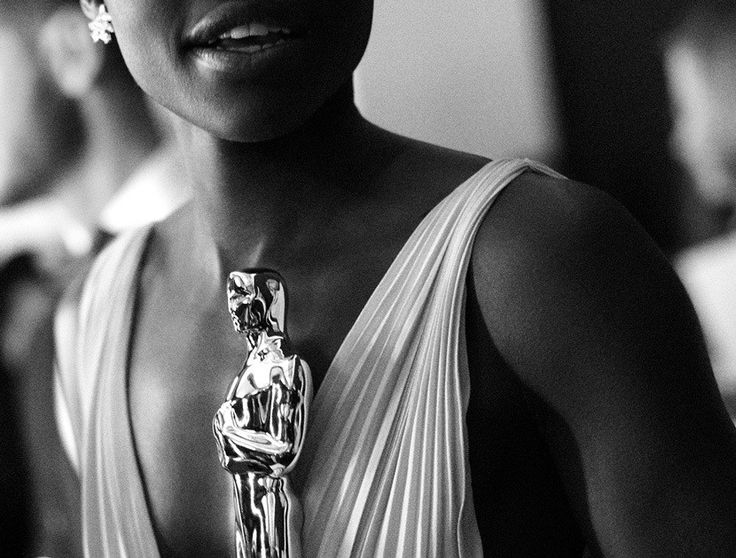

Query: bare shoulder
[471,170,675,313]
[468,171,736,554]
[472,170,651,272]
[470,170,697,392]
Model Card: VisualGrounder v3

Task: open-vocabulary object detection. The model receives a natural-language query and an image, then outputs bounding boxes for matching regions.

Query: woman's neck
[174,84,402,272]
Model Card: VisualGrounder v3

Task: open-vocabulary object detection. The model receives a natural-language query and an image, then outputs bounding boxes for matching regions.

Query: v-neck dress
[55,159,565,557]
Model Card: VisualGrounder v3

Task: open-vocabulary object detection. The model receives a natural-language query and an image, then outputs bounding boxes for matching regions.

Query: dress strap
[297,159,564,557]
[57,224,161,557]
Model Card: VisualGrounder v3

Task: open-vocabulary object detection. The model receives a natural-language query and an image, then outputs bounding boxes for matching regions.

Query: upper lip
[183,1,307,47]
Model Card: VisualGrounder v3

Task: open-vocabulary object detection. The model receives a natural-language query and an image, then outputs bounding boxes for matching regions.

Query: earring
[89,4,114,44]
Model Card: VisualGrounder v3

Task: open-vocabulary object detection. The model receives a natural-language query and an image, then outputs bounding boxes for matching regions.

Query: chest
[126,257,392,555]
[120,172,478,554]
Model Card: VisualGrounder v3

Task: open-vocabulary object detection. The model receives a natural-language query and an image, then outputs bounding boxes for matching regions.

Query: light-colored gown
[55,159,564,557]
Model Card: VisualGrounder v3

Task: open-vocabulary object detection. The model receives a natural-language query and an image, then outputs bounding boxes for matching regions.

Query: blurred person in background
[0,3,85,555]
[665,0,736,417]
[0,0,188,555]
[0,5,81,208]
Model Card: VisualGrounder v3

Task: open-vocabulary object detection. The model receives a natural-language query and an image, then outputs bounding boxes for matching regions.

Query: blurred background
[3,0,736,555]
[358,0,736,423]
[358,0,711,255]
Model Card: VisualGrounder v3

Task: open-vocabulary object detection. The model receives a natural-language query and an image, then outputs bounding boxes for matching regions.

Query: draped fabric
[55,226,159,556]
[55,159,564,557]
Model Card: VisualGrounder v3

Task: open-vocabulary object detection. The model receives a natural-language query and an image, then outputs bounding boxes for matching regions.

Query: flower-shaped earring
[89,4,114,44]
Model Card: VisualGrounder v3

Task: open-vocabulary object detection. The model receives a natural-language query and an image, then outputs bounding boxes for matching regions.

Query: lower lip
[188,38,305,79]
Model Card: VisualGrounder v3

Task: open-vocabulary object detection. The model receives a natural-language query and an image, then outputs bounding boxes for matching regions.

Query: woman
[56,0,736,556]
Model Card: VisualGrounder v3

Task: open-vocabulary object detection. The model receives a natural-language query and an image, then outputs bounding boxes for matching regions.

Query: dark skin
[73,0,736,555]
[467,174,736,556]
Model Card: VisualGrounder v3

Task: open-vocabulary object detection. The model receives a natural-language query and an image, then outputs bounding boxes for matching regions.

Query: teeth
[218,23,292,40]
[227,25,251,40]
[250,23,268,36]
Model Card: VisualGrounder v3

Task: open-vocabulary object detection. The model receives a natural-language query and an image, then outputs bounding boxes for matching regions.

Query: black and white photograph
[2,1,736,556]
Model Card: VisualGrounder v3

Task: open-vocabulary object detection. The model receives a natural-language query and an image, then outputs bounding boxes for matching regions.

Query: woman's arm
[470,171,736,557]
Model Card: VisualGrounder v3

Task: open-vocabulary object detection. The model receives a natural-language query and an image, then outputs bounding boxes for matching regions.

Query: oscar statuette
[213,270,312,558]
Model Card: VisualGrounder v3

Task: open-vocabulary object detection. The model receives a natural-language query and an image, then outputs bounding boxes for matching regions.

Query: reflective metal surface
[214,271,312,558]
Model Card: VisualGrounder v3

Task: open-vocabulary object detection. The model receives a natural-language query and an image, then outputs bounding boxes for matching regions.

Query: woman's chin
[178,92,325,144]
[155,77,356,145]
[210,118,310,144]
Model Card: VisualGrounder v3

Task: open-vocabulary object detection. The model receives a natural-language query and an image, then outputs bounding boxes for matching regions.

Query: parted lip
[183,1,307,47]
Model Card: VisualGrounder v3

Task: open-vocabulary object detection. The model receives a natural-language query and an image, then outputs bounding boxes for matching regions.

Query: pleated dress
[55,159,565,557]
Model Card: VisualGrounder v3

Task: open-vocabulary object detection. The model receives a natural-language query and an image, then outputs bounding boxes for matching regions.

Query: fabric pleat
[55,159,564,557]
[294,159,564,557]
[56,227,159,557]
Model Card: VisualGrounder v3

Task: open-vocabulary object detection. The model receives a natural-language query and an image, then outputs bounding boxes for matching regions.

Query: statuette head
[227,271,286,338]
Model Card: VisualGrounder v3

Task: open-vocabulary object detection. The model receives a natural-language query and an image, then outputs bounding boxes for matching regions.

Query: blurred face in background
[666,40,736,206]
[0,15,78,204]
[0,24,41,201]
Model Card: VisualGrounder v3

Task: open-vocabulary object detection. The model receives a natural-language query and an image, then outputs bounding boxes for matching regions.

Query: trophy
[213,270,312,558]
